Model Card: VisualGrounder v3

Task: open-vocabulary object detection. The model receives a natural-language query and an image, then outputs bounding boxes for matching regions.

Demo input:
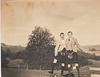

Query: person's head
[67,31,73,38]
[60,32,65,39]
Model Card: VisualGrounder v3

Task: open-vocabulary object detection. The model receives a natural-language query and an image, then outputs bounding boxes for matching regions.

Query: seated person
[48,32,66,76]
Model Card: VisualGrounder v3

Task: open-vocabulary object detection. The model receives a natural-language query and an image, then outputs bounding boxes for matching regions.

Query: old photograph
[1,0,100,77]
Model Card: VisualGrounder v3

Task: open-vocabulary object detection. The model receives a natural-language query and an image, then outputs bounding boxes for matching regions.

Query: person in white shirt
[65,31,87,77]
[48,32,66,75]
[66,31,86,64]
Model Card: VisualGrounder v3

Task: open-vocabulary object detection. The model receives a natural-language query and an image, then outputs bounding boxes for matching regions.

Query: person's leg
[67,64,72,77]
[48,58,57,74]
[73,52,81,77]
[59,49,67,76]
[60,51,67,76]
[76,65,81,77]
[61,63,65,75]
[66,51,71,75]
[72,52,79,69]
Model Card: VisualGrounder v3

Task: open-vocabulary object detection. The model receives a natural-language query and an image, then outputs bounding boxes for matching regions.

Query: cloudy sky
[1,0,100,46]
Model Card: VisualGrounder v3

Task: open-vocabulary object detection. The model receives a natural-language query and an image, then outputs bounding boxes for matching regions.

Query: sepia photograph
[1,0,100,77]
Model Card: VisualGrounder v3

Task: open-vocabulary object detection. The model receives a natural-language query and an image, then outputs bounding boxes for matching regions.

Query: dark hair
[67,31,73,35]
[60,32,65,36]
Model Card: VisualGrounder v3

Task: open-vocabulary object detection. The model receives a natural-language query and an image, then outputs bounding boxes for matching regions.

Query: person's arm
[75,39,87,52]
[55,40,60,56]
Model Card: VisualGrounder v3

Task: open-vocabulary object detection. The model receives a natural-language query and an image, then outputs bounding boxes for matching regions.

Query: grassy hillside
[84,44,100,51]
[1,43,25,53]
[1,43,100,53]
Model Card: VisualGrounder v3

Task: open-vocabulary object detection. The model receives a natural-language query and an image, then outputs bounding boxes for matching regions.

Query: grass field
[2,60,100,77]
[2,68,50,77]
[2,66,91,77]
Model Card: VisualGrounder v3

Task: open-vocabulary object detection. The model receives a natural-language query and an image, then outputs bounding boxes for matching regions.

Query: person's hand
[84,50,88,53]
[55,51,59,56]
[54,53,57,56]
[82,49,88,53]
[85,49,89,53]
[53,59,57,63]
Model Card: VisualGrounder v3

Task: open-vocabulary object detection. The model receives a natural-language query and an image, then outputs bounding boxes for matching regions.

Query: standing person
[66,31,87,77]
[48,32,66,76]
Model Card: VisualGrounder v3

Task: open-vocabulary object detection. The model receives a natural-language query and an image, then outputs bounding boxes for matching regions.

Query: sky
[1,0,100,46]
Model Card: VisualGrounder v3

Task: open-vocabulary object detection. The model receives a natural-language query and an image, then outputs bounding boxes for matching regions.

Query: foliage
[24,26,55,69]
[89,48,96,51]
[2,26,99,69]
[77,50,95,66]
[1,47,9,68]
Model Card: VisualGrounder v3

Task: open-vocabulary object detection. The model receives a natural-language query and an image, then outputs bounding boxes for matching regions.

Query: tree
[91,48,96,51]
[1,47,9,68]
[24,26,55,69]
[89,47,96,51]
[16,50,25,59]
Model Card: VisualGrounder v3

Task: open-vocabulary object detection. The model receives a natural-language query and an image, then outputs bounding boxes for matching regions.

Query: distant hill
[1,43,25,53]
[83,44,100,51]
[1,43,100,53]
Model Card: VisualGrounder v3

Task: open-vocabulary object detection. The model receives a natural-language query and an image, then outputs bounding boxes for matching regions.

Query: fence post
[18,64,20,69]
[40,65,42,70]
[26,64,29,70]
